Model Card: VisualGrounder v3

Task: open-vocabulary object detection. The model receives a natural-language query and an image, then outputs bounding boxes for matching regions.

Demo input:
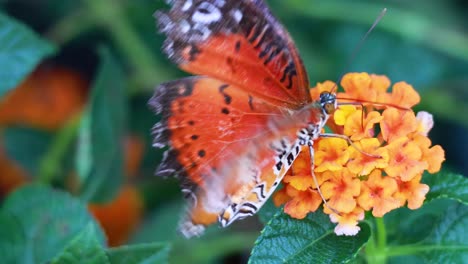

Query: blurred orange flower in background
[0,64,146,246]
[274,72,445,236]
[0,65,88,130]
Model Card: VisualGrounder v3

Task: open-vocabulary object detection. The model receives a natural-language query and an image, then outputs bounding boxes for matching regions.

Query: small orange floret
[385,137,427,181]
[314,138,349,172]
[338,73,391,103]
[283,173,313,191]
[347,138,389,176]
[394,174,429,209]
[389,82,420,108]
[320,169,360,214]
[343,110,382,141]
[425,145,445,173]
[277,72,445,236]
[357,170,400,217]
[340,73,374,101]
[283,186,322,219]
[381,108,418,142]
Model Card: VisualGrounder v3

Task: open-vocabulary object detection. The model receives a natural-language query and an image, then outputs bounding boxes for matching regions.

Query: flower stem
[84,0,169,92]
[46,8,94,45]
[48,0,175,94]
[375,217,387,250]
[365,218,388,264]
[387,244,468,257]
[38,113,82,183]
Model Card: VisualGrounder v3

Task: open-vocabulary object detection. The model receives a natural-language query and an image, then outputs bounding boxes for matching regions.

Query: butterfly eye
[324,103,335,114]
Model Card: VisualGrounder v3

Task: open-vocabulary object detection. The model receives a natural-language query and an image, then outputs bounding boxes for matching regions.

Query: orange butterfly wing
[151,76,286,181]
[150,77,288,228]
[156,0,311,108]
[150,76,324,237]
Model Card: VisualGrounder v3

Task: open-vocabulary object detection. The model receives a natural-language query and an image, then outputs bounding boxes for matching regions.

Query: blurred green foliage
[0,0,467,263]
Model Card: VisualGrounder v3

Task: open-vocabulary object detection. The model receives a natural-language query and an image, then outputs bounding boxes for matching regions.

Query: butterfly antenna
[330,8,387,94]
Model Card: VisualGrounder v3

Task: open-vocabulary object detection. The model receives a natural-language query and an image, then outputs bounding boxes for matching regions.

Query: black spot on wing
[221,107,230,115]
[198,149,206,158]
[235,40,241,52]
[219,84,232,105]
[248,95,254,110]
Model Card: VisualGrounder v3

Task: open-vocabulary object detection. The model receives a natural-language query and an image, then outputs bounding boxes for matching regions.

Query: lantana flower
[273,72,445,236]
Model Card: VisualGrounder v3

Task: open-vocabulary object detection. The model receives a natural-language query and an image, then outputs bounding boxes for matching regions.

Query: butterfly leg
[319,133,382,159]
[307,142,340,215]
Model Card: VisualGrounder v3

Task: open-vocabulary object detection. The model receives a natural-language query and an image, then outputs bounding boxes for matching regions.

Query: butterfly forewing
[156,0,311,108]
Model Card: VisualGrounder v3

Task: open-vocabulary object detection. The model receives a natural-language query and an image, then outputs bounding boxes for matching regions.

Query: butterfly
[149,0,337,238]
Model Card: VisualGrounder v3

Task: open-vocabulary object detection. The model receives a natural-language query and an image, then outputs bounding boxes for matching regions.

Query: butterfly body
[151,0,337,237]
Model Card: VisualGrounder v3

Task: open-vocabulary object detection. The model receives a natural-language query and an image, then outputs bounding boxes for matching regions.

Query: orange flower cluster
[274,73,445,236]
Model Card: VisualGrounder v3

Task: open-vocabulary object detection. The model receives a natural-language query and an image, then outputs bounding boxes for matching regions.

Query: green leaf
[419,203,468,262]
[51,224,109,264]
[1,184,106,263]
[107,243,171,264]
[250,210,371,264]
[130,201,182,243]
[384,199,453,245]
[77,46,126,203]
[385,172,468,246]
[387,201,468,263]
[0,212,26,264]
[171,232,257,264]
[3,127,54,176]
[423,172,468,204]
[0,12,55,97]
[257,198,280,224]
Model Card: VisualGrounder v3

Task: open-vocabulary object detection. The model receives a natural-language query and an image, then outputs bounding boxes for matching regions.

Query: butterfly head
[319,91,337,115]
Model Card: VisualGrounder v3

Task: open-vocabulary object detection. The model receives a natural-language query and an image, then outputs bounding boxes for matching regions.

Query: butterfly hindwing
[156,0,311,108]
